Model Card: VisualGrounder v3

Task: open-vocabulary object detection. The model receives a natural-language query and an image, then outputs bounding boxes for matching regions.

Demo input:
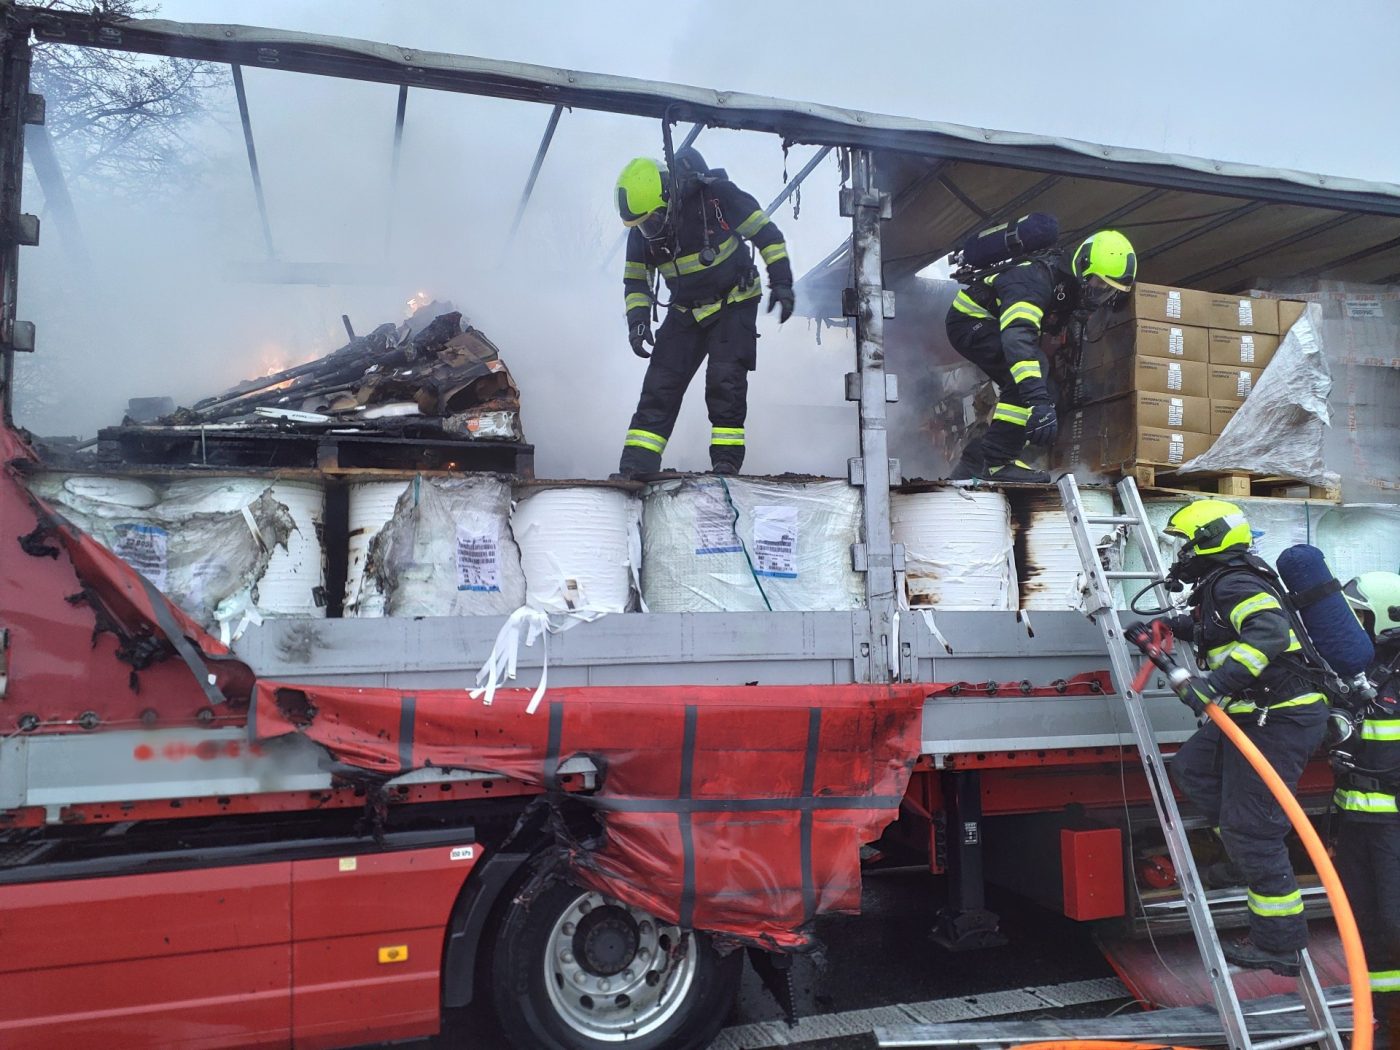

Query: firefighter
[613,152,794,478]
[944,229,1136,483]
[1159,499,1329,976]
[1336,571,1400,1048]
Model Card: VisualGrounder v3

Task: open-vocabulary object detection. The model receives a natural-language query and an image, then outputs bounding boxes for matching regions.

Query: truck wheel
[489,872,742,1050]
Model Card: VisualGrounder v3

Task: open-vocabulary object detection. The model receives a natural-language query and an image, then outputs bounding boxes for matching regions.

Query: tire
[489,871,742,1050]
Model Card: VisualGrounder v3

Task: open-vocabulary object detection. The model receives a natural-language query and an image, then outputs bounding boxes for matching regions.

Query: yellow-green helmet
[615,157,669,228]
[1164,499,1252,558]
[1072,229,1137,292]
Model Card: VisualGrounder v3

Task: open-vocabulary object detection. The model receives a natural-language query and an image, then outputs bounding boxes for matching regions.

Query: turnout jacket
[949,251,1079,405]
[1187,557,1326,716]
[1335,650,1400,820]
[623,178,792,329]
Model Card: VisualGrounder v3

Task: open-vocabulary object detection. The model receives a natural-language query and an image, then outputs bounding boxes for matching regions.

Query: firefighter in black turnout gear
[945,229,1136,484]
[1335,572,1400,1048]
[1159,500,1329,976]
[614,152,794,478]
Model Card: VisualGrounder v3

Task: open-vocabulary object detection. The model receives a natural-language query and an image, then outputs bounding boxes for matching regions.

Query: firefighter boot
[949,444,986,481]
[1221,938,1301,977]
[986,459,1051,485]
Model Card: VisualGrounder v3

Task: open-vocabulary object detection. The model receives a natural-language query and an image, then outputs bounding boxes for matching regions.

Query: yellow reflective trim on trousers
[625,292,651,312]
[759,241,788,265]
[1224,691,1325,716]
[952,291,993,319]
[992,402,1032,426]
[1334,788,1399,814]
[1000,301,1044,330]
[689,278,761,323]
[656,236,738,278]
[736,210,769,237]
[1363,720,1400,741]
[1227,641,1269,677]
[1010,360,1043,383]
[623,429,666,453]
[710,426,745,447]
[1229,592,1282,632]
[1247,888,1304,917]
[1371,970,1400,992]
[623,262,648,281]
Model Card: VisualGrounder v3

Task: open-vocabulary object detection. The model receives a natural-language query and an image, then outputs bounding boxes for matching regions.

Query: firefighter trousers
[1335,818,1400,1048]
[1168,701,1328,952]
[945,311,1050,468]
[618,298,758,475]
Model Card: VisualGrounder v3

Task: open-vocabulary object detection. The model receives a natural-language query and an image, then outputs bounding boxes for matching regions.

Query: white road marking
[710,976,1132,1049]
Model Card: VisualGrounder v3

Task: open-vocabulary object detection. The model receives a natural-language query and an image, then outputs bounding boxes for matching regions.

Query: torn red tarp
[252,681,927,949]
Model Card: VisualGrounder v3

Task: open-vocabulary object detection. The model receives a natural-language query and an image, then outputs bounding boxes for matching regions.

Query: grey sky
[18,1,1400,478]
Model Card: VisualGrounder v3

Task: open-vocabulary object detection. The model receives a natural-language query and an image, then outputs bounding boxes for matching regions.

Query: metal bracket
[838,187,892,219]
[5,320,34,352]
[845,371,899,403]
[840,287,897,319]
[4,214,39,246]
[883,289,896,318]
[23,93,44,125]
[0,627,8,698]
[846,456,901,488]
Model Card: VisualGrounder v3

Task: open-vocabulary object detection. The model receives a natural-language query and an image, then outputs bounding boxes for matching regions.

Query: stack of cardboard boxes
[1054,285,1304,475]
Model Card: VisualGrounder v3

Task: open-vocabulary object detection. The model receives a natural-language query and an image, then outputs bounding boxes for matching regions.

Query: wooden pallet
[94,424,535,478]
[1116,462,1340,502]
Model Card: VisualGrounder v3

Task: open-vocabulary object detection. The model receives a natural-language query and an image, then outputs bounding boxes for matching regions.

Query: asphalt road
[401,867,1130,1050]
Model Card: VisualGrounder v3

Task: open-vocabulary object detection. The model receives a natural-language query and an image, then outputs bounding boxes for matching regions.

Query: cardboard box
[1054,395,1214,470]
[1128,391,1212,432]
[1210,399,1242,435]
[1082,319,1209,369]
[1109,282,1216,329]
[1127,427,1215,467]
[1207,364,1264,401]
[1277,299,1307,335]
[1208,329,1281,369]
[1201,294,1278,334]
[1073,355,1209,403]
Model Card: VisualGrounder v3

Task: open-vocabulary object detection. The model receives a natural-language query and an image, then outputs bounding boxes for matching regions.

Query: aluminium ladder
[1057,473,1344,1050]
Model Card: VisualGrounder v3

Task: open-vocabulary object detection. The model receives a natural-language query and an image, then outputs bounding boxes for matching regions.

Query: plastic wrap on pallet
[1178,304,1337,487]
[720,477,865,612]
[1017,488,1118,610]
[891,489,1013,609]
[1249,281,1400,503]
[511,487,641,615]
[369,475,525,616]
[27,473,303,631]
[641,478,768,612]
[1312,503,1400,581]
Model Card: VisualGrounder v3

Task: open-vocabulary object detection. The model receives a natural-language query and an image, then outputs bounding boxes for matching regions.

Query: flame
[406,290,432,314]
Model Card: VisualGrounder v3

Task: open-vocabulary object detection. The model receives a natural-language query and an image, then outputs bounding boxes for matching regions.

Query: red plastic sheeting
[1,426,247,734]
[253,681,927,949]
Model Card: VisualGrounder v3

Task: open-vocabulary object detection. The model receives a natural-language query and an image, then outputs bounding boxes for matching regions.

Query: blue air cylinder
[959,212,1060,270]
[1277,544,1375,677]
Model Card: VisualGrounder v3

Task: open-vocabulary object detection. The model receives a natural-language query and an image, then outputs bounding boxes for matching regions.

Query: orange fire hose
[1123,625,1373,1050]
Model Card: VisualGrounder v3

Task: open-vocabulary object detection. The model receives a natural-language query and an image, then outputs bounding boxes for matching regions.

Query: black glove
[1025,402,1058,446]
[1170,673,1220,718]
[1164,611,1196,641]
[767,283,794,323]
[629,322,654,359]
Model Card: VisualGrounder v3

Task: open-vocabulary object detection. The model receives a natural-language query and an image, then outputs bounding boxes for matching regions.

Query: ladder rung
[1252,1030,1333,1050]
[1085,515,1142,526]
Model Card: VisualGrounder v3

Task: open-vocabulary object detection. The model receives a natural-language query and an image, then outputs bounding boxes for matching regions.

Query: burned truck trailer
[2,6,1400,1050]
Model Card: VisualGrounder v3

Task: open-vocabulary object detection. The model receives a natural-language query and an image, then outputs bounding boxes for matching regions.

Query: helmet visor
[636,208,669,239]
[1081,275,1122,310]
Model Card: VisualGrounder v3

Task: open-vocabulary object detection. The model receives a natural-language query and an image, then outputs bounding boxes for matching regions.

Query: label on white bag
[752,506,798,579]
[1345,297,1384,319]
[456,527,501,592]
[694,484,742,555]
[114,522,169,590]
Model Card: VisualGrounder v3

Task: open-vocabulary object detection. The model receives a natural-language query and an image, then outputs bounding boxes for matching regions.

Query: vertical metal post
[384,83,408,255]
[845,149,899,683]
[0,22,35,423]
[931,770,1007,950]
[25,123,89,273]
[230,64,274,259]
[507,103,562,244]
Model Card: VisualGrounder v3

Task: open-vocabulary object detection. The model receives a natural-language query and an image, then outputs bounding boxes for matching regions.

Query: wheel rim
[543,889,698,1041]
